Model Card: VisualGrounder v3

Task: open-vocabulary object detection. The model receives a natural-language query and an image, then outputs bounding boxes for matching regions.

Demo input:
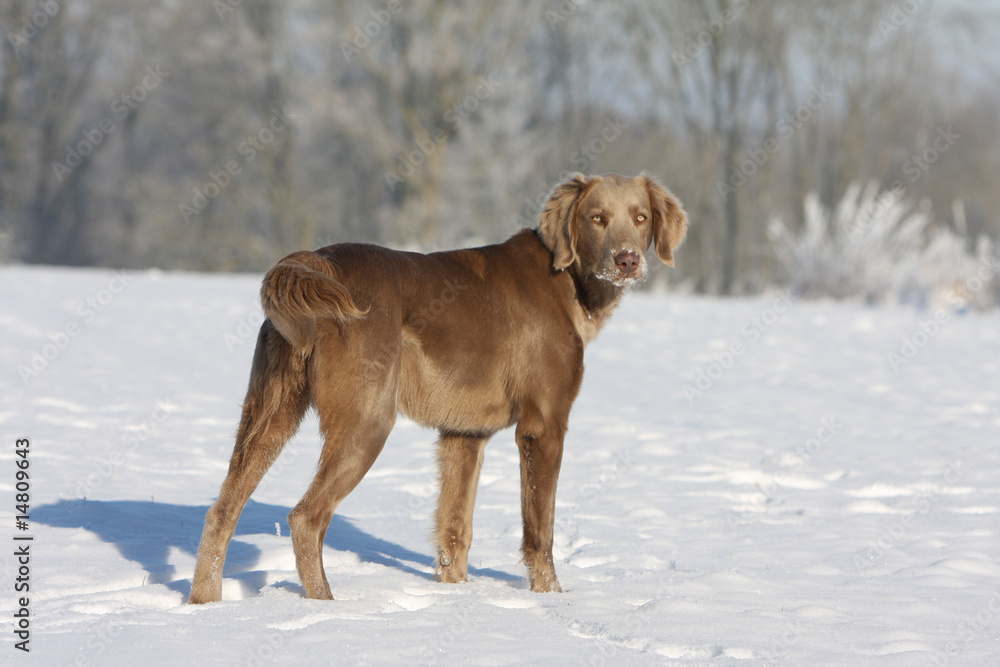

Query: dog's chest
[395,333,517,434]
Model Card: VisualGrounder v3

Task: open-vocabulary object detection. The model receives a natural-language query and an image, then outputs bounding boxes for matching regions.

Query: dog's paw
[187,587,222,605]
[528,570,562,593]
[434,553,469,583]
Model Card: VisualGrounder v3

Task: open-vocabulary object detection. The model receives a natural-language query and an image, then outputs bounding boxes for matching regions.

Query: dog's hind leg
[189,322,310,604]
[434,432,488,583]
[287,332,398,600]
[286,417,393,599]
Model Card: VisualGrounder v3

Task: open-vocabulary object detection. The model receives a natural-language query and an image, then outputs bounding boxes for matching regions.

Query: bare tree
[2,0,109,264]
[311,0,543,246]
[1,0,996,288]
[631,0,796,293]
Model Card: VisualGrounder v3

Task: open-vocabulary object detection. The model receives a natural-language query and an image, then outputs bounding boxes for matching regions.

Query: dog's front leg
[515,414,565,593]
[434,432,488,583]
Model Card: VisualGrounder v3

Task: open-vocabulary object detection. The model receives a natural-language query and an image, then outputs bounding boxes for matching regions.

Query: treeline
[1,0,997,294]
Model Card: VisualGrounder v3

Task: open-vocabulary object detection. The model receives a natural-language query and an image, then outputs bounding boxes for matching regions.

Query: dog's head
[537,172,687,286]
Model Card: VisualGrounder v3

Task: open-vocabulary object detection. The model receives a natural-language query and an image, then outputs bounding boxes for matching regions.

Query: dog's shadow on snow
[34,499,520,599]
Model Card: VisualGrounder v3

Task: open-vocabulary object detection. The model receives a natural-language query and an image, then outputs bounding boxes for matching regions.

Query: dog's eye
[636,214,647,223]
[591,214,604,225]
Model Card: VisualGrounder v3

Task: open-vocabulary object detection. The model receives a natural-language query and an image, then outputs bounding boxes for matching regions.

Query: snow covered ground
[2,264,999,665]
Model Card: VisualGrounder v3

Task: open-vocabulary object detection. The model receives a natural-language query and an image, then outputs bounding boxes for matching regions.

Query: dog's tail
[260,251,368,351]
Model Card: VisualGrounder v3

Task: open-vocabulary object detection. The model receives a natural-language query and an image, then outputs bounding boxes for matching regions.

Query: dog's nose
[614,250,641,275]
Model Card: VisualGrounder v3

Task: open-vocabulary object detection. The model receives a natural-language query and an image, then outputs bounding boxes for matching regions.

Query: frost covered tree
[1,0,997,292]
[306,0,549,248]
[770,183,999,310]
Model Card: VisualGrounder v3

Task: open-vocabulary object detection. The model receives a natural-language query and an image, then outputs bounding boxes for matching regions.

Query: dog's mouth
[595,250,648,288]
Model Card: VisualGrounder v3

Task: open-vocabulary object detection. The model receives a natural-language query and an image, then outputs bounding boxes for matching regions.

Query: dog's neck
[525,227,626,344]
[574,272,625,315]
[566,271,626,345]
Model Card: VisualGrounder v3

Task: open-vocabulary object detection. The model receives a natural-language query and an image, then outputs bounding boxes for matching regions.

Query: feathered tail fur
[260,251,368,351]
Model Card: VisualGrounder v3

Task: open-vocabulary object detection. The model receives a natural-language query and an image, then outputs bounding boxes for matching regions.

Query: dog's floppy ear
[537,173,591,271]
[643,173,687,267]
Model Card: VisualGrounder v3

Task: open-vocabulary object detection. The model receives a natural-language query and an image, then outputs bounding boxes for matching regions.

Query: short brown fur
[189,173,686,603]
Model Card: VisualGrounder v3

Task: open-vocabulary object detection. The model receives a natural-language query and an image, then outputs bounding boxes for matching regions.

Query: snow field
[1,265,998,665]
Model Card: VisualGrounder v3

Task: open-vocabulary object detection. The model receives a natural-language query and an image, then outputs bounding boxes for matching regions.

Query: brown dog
[189,172,686,603]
